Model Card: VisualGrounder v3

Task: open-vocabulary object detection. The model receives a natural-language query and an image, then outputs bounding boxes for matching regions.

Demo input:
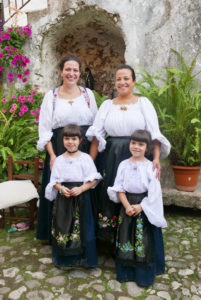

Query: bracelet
[59,185,64,195]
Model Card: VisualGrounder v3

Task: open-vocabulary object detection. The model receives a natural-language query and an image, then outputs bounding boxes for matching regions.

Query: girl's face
[61,60,81,86]
[115,68,135,97]
[63,136,81,152]
[129,140,147,159]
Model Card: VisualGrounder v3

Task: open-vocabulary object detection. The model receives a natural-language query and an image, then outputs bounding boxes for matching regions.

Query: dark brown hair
[130,130,152,153]
[62,124,83,139]
[59,55,82,71]
[116,64,136,81]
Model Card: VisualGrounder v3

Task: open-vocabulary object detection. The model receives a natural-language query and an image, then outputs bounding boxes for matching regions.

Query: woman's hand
[50,154,56,171]
[153,158,161,180]
[61,186,72,198]
[70,186,83,197]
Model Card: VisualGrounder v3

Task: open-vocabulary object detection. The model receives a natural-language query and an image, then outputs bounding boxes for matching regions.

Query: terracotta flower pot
[171,165,201,192]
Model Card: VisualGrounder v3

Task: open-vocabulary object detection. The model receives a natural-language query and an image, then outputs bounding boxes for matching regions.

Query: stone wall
[25,0,201,96]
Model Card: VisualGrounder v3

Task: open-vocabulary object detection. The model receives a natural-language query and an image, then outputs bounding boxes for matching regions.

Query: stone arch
[40,6,126,96]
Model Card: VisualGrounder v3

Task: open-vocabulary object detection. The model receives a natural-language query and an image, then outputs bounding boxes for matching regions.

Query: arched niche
[40,7,126,96]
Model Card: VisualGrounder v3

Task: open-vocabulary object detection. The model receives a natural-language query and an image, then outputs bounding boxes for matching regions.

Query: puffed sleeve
[86,88,98,121]
[107,161,126,203]
[140,164,167,228]
[37,90,54,151]
[45,157,61,201]
[86,100,111,152]
[82,154,102,188]
[140,97,171,159]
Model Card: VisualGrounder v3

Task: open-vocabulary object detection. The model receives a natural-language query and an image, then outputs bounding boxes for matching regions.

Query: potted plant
[136,49,201,191]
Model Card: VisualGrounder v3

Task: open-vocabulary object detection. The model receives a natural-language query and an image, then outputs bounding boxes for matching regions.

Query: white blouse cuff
[37,132,53,151]
[152,134,171,159]
[84,172,102,188]
[86,126,106,152]
[45,182,58,201]
[107,186,125,203]
[141,199,167,228]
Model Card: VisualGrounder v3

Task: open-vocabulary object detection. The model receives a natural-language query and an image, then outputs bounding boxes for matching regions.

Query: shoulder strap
[52,88,57,112]
[80,86,90,107]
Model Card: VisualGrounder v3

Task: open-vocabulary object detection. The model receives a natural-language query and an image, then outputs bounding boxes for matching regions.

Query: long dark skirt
[36,126,90,243]
[52,189,97,268]
[116,226,165,286]
[116,192,155,269]
[95,137,131,240]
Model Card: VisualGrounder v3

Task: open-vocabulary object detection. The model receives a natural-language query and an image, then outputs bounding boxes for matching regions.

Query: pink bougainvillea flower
[22,77,27,83]
[2,119,6,122]
[12,48,17,51]
[17,73,23,79]
[30,98,34,103]
[12,103,17,109]
[24,70,29,76]
[21,99,25,104]
[9,78,13,83]
[8,28,13,31]
[11,95,17,99]
[2,98,7,102]
[35,113,40,118]
[10,60,17,65]
[35,87,39,90]
[36,108,40,111]
[0,66,2,72]
[13,114,17,118]
[7,72,14,78]
[20,106,25,112]
[30,110,35,115]
[9,108,14,113]
[19,112,24,116]
[0,53,5,57]
[23,106,28,112]
[4,32,10,40]
[19,95,25,101]
[31,91,36,95]
[5,46,10,51]
[23,163,27,167]
[2,109,7,113]
[35,118,39,123]
[39,158,43,162]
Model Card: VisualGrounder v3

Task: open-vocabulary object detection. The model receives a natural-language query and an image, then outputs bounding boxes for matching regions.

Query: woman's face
[61,60,81,86]
[115,68,135,97]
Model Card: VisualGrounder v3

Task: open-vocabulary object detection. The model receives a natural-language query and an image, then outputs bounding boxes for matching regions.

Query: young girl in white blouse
[45,124,102,268]
[107,129,167,286]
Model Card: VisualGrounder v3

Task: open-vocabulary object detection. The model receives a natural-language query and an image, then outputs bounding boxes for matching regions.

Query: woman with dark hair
[86,64,170,241]
[36,55,97,242]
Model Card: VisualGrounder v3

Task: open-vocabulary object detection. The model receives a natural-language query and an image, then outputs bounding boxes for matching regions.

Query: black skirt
[116,192,155,268]
[52,182,87,256]
[36,126,90,242]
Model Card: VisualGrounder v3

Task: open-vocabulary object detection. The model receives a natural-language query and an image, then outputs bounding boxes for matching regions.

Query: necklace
[66,149,79,154]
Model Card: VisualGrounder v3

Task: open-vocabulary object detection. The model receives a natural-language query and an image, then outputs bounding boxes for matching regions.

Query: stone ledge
[162,187,201,209]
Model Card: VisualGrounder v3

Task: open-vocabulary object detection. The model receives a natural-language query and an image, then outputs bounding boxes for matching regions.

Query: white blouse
[45,152,102,201]
[86,97,170,158]
[107,159,167,228]
[37,87,97,151]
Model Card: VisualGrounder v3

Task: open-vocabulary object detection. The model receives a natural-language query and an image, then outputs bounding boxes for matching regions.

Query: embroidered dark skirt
[116,192,155,268]
[52,188,97,268]
[36,125,90,242]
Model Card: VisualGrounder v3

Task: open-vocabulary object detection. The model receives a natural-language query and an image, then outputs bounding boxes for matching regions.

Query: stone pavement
[0,207,201,300]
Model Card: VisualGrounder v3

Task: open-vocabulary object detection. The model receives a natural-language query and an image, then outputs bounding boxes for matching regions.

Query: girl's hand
[133,204,142,216]
[152,158,161,180]
[126,205,135,216]
[61,186,72,198]
[70,186,83,197]
[50,154,56,171]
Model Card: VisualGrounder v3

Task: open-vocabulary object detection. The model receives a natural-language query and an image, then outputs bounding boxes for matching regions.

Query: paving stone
[39,245,52,254]
[3,267,19,278]
[46,276,66,285]
[15,274,23,283]
[0,256,5,263]
[55,294,71,300]
[182,288,191,296]
[40,290,54,300]
[108,280,122,292]
[118,297,135,300]
[157,291,171,300]
[171,281,182,290]
[25,280,41,289]
[153,283,169,291]
[25,271,46,279]
[0,287,11,294]
[105,293,115,300]
[90,267,102,277]
[145,297,162,300]
[10,237,26,243]
[192,296,201,300]
[0,280,5,286]
[166,261,187,268]
[8,286,27,299]
[0,246,12,253]
[38,257,52,264]
[26,291,42,300]
[126,282,144,297]
[179,269,194,276]
[92,284,105,292]
[69,270,88,279]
